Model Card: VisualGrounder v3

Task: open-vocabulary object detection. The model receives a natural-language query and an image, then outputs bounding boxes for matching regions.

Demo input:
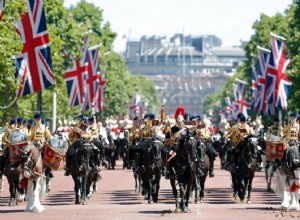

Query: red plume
[174,106,185,120]
[289,181,300,192]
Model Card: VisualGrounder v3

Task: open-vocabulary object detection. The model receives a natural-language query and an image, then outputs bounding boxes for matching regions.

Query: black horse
[2,149,25,206]
[193,138,210,203]
[140,138,164,204]
[170,128,197,212]
[230,136,258,203]
[104,129,117,170]
[115,131,130,169]
[70,139,94,205]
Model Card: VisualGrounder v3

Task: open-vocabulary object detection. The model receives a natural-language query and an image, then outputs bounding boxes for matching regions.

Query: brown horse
[20,143,46,212]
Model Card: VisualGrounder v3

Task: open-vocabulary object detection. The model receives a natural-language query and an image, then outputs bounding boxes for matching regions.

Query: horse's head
[20,145,41,178]
[179,129,197,162]
[150,140,163,161]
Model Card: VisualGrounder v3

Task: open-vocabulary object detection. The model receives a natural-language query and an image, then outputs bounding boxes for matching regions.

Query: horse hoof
[174,208,181,213]
[267,187,272,192]
[195,200,200,204]
[183,207,191,213]
[247,200,252,204]
[148,200,154,204]
[75,200,80,205]
[200,199,204,203]
[240,199,245,203]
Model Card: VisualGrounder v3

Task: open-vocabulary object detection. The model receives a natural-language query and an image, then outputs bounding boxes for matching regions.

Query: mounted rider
[283,112,300,144]
[265,117,283,169]
[225,114,255,172]
[192,115,218,177]
[64,113,85,176]
[28,112,53,178]
[165,106,186,180]
[0,118,18,175]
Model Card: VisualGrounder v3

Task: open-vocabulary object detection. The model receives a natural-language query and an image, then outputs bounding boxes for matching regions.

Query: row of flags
[220,33,291,120]
[2,0,106,115]
[129,93,148,119]
[0,1,4,21]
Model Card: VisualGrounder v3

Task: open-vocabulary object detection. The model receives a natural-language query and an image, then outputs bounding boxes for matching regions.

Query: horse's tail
[39,175,48,200]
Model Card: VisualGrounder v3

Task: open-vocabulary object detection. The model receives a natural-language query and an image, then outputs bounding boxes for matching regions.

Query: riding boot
[224,149,232,170]
[265,161,270,169]
[165,161,175,180]
[256,153,262,171]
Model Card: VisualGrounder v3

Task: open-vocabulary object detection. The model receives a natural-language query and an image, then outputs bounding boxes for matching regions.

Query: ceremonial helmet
[174,106,185,124]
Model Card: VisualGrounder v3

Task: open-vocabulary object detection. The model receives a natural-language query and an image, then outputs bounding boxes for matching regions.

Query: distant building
[124,34,246,115]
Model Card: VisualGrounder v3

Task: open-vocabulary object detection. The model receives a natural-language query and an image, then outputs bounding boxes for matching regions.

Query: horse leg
[148,176,153,204]
[134,173,139,193]
[279,174,290,209]
[289,170,300,210]
[8,178,16,206]
[74,178,81,204]
[154,175,160,203]
[194,176,201,204]
[0,174,4,193]
[170,179,180,213]
[25,178,44,212]
[239,175,246,202]
[81,172,89,205]
[184,183,192,213]
[179,183,185,212]
[200,176,206,203]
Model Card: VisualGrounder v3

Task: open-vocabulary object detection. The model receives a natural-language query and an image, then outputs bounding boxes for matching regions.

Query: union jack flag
[251,57,258,106]
[81,46,100,112]
[64,35,89,107]
[267,35,291,110]
[92,72,106,114]
[15,0,55,97]
[0,0,5,21]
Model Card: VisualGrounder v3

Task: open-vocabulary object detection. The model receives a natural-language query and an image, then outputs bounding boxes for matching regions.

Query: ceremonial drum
[7,129,28,163]
[43,138,68,171]
[266,135,287,161]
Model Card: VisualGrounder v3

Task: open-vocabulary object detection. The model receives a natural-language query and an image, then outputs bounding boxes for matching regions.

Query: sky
[64,0,293,52]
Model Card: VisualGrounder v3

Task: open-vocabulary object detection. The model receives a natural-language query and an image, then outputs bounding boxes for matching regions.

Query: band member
[29,113,53,178]
[265,117,283,169]
[165,106,186,179]
[0,118,17,175]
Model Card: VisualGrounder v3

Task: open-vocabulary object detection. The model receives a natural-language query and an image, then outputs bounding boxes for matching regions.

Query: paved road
[1,159,299,220]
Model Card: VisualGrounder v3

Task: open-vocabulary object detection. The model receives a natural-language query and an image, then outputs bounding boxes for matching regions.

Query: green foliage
[0,0,159,126]
[204,0,300,126]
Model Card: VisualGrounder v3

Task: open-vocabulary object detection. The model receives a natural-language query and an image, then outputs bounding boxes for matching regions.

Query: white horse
[275,168,300,210]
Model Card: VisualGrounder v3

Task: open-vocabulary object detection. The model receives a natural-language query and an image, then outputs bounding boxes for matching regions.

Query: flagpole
[270,32,286,41]
[37,91,42,117]
[52,89,57,133]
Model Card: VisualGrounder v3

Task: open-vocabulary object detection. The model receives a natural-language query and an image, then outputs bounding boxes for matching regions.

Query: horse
[275,141,300,210]
[129,137,143,193]
[104,128,117,170]
[140,138,164,204]
[20,143,47,212]
[2,129,28,206]
[69,139,94,205]
[230,136,258,203]
[193,138,210,203]
[115,131,130,169]
[170,128,197,213]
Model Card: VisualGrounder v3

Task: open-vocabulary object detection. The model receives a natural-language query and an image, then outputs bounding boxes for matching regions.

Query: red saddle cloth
[266,141,287,161]
[8,143,28,163]
[43,144,64,171]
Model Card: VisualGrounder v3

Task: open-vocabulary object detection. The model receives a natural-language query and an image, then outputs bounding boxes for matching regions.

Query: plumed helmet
[237,112,244,119]
[174,106,185,122]
[28,119,34,125]
[289,112,297,118]
[240,115,246,122]
[176,115,184,123]
[34,112,41,119]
